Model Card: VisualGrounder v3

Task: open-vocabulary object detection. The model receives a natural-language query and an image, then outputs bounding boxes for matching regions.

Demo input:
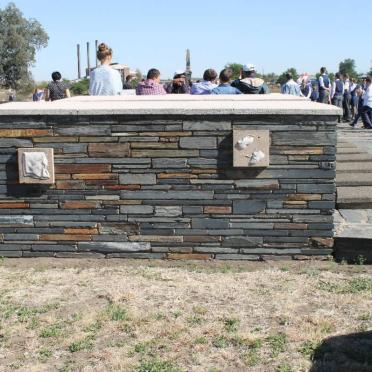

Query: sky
[3,0,372,81]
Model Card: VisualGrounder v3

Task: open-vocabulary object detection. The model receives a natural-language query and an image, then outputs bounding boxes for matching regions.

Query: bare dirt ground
[0,258,371,372]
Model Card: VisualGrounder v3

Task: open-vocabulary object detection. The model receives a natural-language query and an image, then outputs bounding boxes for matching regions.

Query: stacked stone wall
[0,114,337,260]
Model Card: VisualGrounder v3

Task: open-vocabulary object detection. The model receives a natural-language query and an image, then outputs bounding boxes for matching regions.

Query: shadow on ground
[310,331,372,372]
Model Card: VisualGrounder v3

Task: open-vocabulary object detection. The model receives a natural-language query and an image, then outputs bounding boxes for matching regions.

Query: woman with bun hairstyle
[89,43,123,96]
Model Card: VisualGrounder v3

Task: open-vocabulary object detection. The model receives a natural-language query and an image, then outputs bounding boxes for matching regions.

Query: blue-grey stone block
[233,200,266,214]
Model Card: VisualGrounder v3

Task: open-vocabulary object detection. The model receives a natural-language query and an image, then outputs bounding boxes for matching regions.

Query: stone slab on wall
[0,113,337,260]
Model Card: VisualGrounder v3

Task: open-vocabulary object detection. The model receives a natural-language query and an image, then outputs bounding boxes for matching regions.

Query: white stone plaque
[233,130,270,167]
[18,148,55,184]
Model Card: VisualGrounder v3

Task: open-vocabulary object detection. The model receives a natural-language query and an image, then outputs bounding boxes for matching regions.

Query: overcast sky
[5,0,372,81]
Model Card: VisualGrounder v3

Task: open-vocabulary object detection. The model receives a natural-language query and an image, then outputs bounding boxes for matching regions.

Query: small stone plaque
[233,130,270,167]
[18,148,55,184]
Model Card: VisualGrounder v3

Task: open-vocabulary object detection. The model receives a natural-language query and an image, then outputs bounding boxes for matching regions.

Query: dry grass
[0,258,371,372]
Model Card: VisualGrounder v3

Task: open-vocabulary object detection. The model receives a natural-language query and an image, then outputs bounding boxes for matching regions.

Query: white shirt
[363,85,372,108]
[89,65,123,96]
[344,79,350,92]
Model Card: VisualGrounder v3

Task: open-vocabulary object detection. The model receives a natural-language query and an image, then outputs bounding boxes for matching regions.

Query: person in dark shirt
[45,71,70,101]
[123,75,135,89]
[164,71,191,94]
[231,64,269,94]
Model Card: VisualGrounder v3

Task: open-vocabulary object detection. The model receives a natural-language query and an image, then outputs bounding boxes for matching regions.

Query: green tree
[0,3,48,90]
[70,78,89,95]
[262,72,278,84]
[277,68,299,85]
[225,63,243,80]
[338,59,358,79]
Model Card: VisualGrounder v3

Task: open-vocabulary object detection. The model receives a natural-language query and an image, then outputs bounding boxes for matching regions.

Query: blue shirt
[89,65,123,96]
[191,80,217,95]
[281,80,301,96]
[211,84,242,95]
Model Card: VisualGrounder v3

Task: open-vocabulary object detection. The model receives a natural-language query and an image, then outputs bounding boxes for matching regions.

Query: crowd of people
[32,42,372,129]
[281,68,372,128]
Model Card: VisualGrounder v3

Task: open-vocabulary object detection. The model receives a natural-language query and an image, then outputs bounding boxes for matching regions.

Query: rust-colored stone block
[61,201,100,209]
[287,194,322,201]
[55,164,111,173]
[191,169,218,174]
[310,237,334,248]
[88,143,130,157]
[167,253,212,260]
[33,136,78,143]
[72,173,118,180]
[204,206,232,214]
[40,234,92,241]
[55,180,85,190]
[64,228,99,235]
[131,142,178,149]
[0,129,52,137]
[55,174,71,180]
[0,202,29,209]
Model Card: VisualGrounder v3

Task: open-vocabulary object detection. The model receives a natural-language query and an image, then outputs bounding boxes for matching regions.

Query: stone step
[333,209,372,263]
[337,162,372,172]
[337,186,372,208]
[336,147,362,154]
[337,153,372,162]
[336,173,372,186]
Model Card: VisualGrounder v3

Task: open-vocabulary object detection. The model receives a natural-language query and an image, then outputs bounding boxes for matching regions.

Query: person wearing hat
[164,70,191,94]
[231,64,269,94]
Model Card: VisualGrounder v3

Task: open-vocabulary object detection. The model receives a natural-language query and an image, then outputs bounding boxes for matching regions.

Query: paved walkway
[335,122,372,261]
[337,122,372,207]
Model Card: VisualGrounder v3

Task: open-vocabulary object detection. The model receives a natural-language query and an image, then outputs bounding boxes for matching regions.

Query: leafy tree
[225,63,243,80]
[338,59,358,79]
[0,3,48,90]
[262,72,278,84]
[277,68,299,85]
[70,78,89,95]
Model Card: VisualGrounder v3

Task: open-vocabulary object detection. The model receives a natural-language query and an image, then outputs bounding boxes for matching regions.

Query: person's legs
[343,93,351,121]
[361,106,372,128]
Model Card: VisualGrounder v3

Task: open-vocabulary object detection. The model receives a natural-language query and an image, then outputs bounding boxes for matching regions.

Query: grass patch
[241,339,263,366]
[267,333,287,357]
[2,303,60,323]
[276,363,292,372]
[68,334,95,353]
[223,317,239,333]
[40,322,63,338]
[38,348,52,362]
[194,336,208,345]
[136,359,181,372]
[298,340,319,358]
[106,303,128,321]
[212,335,230,349]
[318,277,372,294]
[187,315,204,326]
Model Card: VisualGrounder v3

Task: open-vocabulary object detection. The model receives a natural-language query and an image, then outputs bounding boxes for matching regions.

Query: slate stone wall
[0,114,337,260]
